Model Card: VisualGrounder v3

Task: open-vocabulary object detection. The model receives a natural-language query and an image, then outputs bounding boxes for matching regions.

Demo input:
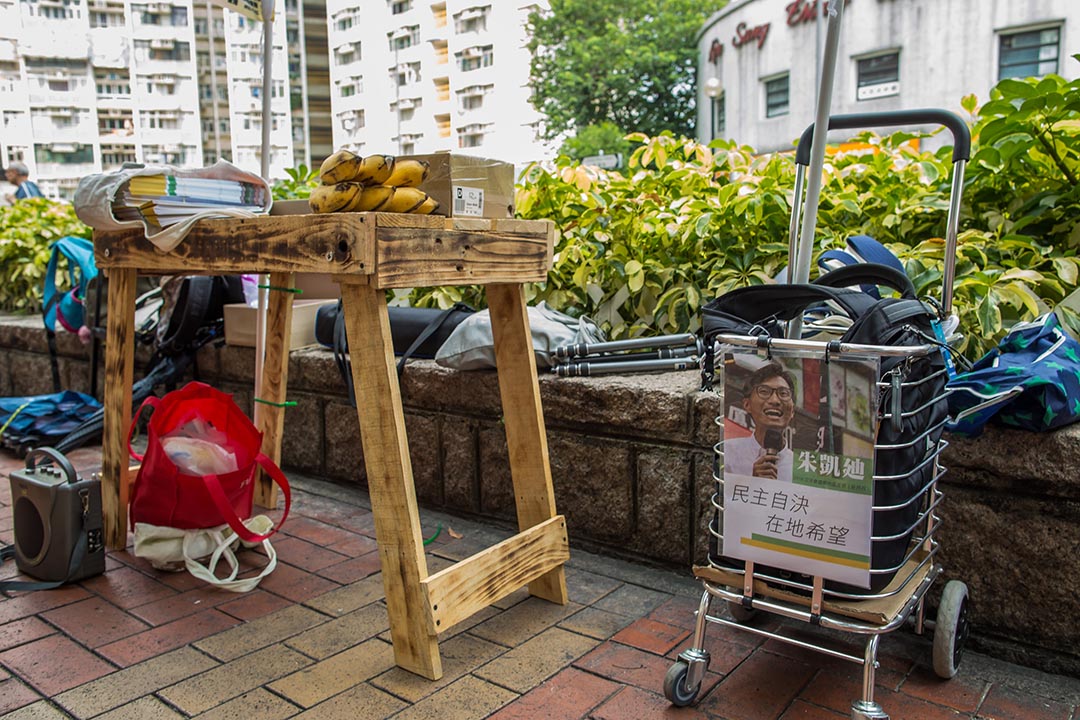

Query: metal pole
[941,160,966,316]
[295,0,311,169]
[260,0,273,180]
[815,0,826,92]
[255,0,274,426]
[205,0,222,162]
[789,0,844,339]
[553,333,699,360]
[552,356,700,377]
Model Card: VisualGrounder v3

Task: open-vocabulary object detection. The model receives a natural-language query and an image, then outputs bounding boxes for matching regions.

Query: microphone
[763,428,784,455]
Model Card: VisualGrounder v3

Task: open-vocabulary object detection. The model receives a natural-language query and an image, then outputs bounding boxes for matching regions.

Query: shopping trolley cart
[663,103,972,719]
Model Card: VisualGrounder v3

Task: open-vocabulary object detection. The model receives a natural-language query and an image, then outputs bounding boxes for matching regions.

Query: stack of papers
[112,174,269,229]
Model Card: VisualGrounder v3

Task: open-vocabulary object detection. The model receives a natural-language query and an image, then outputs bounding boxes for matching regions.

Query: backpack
[816,235,906,300]
[154,276,245,358]
[46,276,243,455]
[42,236,99,392]
[701,263,950,593]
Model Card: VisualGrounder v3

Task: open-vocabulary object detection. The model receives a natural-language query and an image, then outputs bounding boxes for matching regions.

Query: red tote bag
[128,382,290,543]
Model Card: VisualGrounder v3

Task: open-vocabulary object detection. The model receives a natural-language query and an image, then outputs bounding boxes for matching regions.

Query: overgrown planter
[3,312,1079,677]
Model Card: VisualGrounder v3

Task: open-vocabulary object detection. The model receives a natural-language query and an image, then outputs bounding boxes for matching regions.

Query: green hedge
[412,65,1080,360]
[0,199,91,313]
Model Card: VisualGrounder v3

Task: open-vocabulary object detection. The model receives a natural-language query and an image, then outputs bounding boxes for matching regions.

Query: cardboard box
[270,152,515,219]
[410,152,515,219]
[224,299,336,349]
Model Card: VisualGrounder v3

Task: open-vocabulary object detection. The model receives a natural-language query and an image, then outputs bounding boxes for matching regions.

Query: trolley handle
[794,109,971,166]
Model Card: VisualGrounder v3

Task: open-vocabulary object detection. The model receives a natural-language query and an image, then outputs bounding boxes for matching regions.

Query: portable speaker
[10,448,105,583]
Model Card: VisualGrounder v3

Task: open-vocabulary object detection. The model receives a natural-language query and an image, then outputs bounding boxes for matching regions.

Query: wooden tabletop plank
[94,213,375,275]
[92,213,554,289]
[373,225,552,289]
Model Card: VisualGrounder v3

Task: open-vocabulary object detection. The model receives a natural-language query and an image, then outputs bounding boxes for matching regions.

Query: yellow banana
[384,158,430,188]
[318,149,362,185]
[352,185,395,212]
[308,182,361,214]
[354,154,395,186]
[410,196,440,215]
[382,186,430,213]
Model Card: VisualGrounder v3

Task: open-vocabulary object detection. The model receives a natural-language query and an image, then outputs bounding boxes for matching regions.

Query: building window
[340,110,365,131]
[711,93,725,139]
[454,5,489,34]
[391,0,412,14]
[999,27,1060,80]
[389,26,420,51]
[457,45,493,72]
[856,52,899,101]
[764,75,789,118]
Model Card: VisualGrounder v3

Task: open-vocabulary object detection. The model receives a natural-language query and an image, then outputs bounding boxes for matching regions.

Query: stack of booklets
[112,174,269,229]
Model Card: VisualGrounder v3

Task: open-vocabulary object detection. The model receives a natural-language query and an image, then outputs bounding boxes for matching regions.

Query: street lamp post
[704,77,723,140]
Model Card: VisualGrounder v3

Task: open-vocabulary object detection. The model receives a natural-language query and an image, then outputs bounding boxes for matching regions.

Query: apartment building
[697,0,1080,152]
[0,0,330,199]
[325,0,554,168]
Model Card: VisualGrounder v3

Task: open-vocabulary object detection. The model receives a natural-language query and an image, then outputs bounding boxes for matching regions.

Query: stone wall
[3,312,1079,676]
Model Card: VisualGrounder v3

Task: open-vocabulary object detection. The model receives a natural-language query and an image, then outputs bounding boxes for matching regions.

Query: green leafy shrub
[495,68,1078,360]
[271,164,319,200]
[0,199,91,313]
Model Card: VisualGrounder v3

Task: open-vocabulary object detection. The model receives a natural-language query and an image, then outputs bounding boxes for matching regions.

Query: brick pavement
[1,447,1079,719]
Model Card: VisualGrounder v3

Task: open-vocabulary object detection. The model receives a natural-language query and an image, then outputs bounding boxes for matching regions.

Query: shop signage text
[709,38,724,63]
[704,0,854,62]
[732,21,770,50]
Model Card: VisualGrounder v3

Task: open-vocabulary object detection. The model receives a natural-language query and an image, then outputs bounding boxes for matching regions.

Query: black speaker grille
[13,496,45,564]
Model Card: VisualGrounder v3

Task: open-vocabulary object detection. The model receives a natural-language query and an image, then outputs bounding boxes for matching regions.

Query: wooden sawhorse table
[94,211,568,679]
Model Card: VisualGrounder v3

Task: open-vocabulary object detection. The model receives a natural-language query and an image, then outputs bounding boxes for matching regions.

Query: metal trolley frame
[664,105,973,720]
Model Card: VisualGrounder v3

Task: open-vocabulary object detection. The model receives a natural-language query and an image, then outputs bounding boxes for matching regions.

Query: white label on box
[452,185,485,217]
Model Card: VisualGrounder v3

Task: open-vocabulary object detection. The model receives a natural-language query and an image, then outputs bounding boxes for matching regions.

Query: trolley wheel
[663,661,700,707]
[728,600,757,624]
[933,580,970,679]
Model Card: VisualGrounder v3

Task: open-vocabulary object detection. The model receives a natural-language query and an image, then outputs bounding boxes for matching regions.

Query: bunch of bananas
[309,150,439,215]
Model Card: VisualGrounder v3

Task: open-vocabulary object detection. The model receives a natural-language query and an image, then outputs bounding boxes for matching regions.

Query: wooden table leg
[255,271,295,509]
[486,283,569,605]
[101,268,137,550]
[339,279,442,680]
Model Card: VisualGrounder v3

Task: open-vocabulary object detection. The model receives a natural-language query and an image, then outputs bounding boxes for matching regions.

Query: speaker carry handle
[24,447,79,484]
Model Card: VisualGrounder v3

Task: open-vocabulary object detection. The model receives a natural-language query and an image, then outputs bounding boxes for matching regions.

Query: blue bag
[43,236,98,334]
[946,312,1080,436]
[0,391,102,452]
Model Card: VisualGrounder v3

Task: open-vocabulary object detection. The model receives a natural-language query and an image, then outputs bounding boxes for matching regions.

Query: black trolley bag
[700,107,971,597]
[702,262,950,594]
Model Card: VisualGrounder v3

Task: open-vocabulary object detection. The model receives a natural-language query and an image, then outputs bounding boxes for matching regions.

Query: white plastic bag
[73,160,272,253]
[435,302,605,370]
[133,515,277,593]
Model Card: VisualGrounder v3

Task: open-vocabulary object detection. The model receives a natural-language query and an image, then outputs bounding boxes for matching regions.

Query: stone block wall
[3,311,1079,676]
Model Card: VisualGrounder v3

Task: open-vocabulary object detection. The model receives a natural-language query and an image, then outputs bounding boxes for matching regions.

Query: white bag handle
[182,527,277,593]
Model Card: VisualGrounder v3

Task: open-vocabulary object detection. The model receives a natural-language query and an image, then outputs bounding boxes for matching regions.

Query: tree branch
[1033,122,1079,187]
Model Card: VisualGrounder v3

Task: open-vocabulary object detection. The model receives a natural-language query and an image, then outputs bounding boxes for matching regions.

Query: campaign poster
[720,349,879,588]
